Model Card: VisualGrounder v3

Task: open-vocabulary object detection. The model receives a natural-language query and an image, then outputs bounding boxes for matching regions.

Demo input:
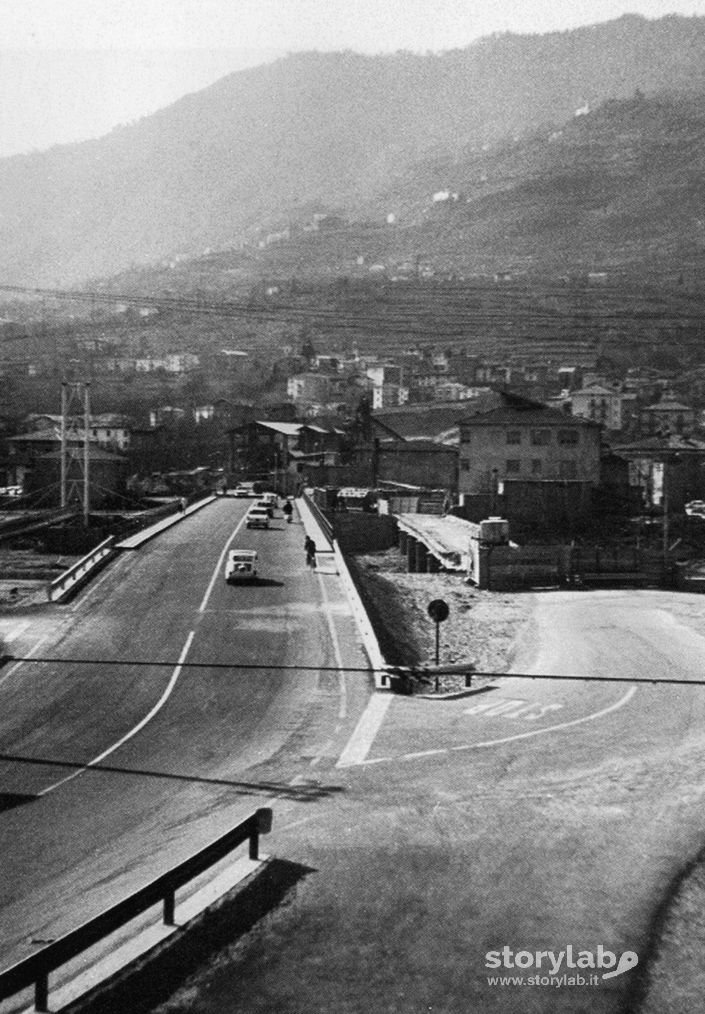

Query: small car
[225,549,258,583]
[231,483,257,498]
[255,497,276,517]
[246,506,270,529]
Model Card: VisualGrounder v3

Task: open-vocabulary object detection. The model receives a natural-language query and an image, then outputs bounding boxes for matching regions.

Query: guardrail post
[249,830,260,861]
[163,889,176,926]
[251,807,273,860]
[35,973,49,1012]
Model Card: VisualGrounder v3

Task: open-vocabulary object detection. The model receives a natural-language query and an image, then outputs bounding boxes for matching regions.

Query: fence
[0,807,273,1013]
[46,535,116,602]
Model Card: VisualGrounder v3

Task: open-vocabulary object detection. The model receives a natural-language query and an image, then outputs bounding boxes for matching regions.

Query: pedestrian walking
[283,499,293,523]
[179,496,187,514]
[305,536,317,570]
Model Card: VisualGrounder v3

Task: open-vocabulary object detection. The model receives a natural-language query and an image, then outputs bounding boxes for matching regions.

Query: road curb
[415,682,500,701]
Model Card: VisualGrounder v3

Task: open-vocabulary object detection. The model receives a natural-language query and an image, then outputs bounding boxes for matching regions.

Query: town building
[457,393,602,526]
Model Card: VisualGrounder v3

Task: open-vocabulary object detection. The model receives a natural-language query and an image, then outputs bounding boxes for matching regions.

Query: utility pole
[60,380,91,524]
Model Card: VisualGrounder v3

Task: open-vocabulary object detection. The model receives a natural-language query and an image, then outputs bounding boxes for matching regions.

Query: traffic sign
[427,599,449,623]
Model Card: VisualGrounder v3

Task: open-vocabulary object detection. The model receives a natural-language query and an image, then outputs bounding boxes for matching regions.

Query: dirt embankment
[351,547,535,691]
[0,550,80,608]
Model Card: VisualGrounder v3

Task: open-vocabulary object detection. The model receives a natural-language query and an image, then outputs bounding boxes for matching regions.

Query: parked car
[246,506,270,529]
[225,549,258,583]
[685,500,705,518]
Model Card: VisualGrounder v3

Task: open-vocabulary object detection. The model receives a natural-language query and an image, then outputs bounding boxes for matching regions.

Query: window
[506,459,521,474]
[531,459,542,475]
[530,429,551,446]
[559,460,578,478]
[558,428,579,445]
[506,429,521,445]
[460,458,470,472]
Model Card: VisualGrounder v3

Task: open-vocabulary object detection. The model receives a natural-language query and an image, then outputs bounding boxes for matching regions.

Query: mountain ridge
[3,13,705,286]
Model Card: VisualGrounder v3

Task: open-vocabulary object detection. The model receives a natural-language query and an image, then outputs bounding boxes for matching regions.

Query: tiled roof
[460,405,598,427]
[642,401,693,412]
[373,394,502,440]
[612,434,705,453]
[254,421,303,436]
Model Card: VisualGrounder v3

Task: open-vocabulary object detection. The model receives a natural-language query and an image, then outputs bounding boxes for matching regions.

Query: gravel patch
[351,548,535,693]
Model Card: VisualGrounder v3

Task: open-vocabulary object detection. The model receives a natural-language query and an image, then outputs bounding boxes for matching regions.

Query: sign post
[427,598,450,690]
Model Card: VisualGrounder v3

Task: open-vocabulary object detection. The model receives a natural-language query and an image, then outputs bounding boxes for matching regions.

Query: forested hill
[2,13,705,286]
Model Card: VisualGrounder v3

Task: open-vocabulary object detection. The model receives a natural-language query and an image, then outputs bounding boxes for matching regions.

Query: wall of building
[376,443,457,490]
[458,422,600,496]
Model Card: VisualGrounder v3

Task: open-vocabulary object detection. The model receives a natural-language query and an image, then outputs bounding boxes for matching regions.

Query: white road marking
[465,697,564,721]
[337,692,393,767]
[307,573,349,768]
[1,620,30,643]
[0,626,60,688]
[198,512,249,612]
[455,685,637,751]
[350,685,638,767]
[317,572,347,720]
[38,630,196,796]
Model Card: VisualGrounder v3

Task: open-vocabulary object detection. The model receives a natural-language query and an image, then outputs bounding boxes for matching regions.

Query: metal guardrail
[46,535,116,602]
[302,491,334,544]
[0,807,273,1012]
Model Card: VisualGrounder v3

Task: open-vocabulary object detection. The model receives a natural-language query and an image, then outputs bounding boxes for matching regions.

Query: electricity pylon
[60,381,90,524]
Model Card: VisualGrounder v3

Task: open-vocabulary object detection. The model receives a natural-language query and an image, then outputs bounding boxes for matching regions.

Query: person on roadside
[305,536,317,570]
[283,499,293,523]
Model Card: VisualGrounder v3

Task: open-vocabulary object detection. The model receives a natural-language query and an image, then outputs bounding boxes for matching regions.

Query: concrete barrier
[332,540,387,688]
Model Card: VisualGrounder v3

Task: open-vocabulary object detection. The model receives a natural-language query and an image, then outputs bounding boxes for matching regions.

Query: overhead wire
[0,654,703,686]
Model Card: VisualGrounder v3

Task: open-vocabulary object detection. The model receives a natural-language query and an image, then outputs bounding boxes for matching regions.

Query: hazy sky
[1,0,704,157]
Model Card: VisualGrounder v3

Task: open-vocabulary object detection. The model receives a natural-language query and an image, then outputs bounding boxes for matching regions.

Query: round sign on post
[427,599,449,623]
[427,599,449,675]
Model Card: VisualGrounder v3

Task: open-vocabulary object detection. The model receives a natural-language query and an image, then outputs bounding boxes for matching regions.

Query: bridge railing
[0,807,273,1012]
[301,490,334,544]
[46,535,115,602]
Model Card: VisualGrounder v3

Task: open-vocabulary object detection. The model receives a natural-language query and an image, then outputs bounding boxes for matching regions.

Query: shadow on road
[73,857,316,1014]
[0,752,344,801]
[0,792,36,812]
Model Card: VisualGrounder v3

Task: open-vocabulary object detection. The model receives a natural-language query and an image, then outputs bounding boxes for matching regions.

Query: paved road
[0,499,371,972]
[4,528,705,1014]
[189,587,705,1014]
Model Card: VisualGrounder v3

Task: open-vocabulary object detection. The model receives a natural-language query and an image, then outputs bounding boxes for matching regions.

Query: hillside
[2,13,705,287]
[99,89,705,294]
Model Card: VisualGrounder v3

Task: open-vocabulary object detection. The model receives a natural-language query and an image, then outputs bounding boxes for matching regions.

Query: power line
[1,655,704,686]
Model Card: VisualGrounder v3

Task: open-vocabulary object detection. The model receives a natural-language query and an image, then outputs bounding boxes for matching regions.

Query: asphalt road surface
[3,511,705,1014]
[0,499,372,974]
[181,587,705,1014]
